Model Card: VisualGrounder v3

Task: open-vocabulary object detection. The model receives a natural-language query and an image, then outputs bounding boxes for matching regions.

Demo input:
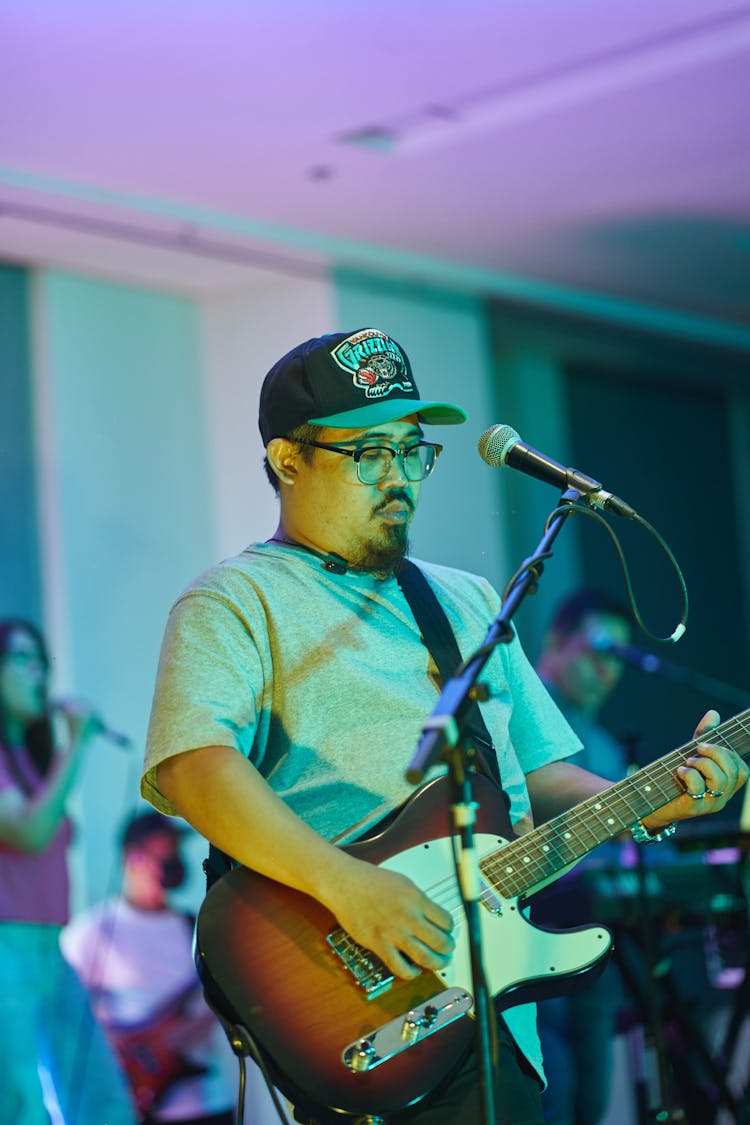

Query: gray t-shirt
[143,543,579,833]
[141,542,582,1081]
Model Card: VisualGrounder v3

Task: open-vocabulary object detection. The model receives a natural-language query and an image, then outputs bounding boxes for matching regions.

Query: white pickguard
[381,832,612,1006]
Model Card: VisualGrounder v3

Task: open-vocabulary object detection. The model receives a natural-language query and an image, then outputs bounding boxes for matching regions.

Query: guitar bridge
[327,928,394,998]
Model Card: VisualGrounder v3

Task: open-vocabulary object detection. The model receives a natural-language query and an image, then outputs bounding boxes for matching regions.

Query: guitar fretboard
[480,708,750,900]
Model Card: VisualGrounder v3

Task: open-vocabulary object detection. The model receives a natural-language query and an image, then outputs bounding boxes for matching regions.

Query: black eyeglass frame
[293,438,444,484]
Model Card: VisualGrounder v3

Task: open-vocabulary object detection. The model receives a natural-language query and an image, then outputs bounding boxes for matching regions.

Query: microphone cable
[537,500,689,646]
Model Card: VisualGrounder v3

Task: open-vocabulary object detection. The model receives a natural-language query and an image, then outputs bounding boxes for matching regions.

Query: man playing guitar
[140,328,747,1125]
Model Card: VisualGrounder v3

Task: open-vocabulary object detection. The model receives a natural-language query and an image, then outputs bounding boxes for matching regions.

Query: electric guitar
[106,980,210,1115]
[195,709,750,1117]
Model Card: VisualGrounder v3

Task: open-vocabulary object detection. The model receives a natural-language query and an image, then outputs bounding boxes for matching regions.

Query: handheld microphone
[93,720,133,749]
[52,701,133,748]
[477,424,637,519]
[586,629,662,673]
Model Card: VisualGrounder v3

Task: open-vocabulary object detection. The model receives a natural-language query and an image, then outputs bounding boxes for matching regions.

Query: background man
[62,811,238,1125]
[533,589,634,1125]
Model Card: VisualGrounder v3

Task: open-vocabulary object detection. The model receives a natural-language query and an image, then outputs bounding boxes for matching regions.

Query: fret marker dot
[564,832,572,839]
[505,866,514,874]
[523,856,530,863]
[607,818,615,825]
[645,785,652,792]
[594,803,602,810]
[542,845,550,852]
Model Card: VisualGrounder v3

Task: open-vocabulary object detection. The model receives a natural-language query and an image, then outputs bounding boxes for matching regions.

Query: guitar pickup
[342,988,473,1073]
[479,881,503,914]
[327,928,394,998]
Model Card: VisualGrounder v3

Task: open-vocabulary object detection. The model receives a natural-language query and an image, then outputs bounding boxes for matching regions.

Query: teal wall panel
[0,264,42,623]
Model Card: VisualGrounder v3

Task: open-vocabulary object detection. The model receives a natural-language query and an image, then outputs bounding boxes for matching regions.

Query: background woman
[0,617,136,1125]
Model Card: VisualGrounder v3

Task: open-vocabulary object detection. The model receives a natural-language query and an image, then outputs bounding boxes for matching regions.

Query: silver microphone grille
[477,424,521,468]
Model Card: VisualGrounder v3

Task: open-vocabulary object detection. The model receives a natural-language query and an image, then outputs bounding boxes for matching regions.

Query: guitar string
[416,711,750,914]
[346,715,750,950]
[483,713,750,897]
[341,714,750,962]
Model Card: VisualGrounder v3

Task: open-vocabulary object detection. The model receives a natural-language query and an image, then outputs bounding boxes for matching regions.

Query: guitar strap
[395,559,508,803]
[205,557,509,889]
[205,843,233,889]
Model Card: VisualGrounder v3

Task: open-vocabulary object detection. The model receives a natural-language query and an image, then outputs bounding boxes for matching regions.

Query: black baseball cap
[258,328,467,445]
[120,811,186,849]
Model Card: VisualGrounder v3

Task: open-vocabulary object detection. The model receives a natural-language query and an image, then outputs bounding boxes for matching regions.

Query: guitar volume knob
[345,1038,375,1073]
[401,1011,423,1044]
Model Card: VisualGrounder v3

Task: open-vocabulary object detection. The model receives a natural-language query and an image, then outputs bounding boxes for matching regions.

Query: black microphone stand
[620,653,748,712]
[618,733,686,1125]
[406,487,585,1125]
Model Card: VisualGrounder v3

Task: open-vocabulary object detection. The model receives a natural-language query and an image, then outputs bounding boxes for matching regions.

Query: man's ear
[266,438,299,486]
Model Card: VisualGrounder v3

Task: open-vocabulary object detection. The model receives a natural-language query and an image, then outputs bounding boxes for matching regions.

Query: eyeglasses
[2,649,47,671]
[294,439,443,485]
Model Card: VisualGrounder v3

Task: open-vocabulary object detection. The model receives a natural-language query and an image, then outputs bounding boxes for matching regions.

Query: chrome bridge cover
[327,928,394,998]
[342,988,473,1073]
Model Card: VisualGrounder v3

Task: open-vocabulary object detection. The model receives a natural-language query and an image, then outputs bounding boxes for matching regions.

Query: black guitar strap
[205,843,233,890]
[395,559,508,801]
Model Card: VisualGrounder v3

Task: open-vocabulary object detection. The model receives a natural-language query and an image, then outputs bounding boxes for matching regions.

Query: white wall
[200,274,334,558]
[32,270,215,904]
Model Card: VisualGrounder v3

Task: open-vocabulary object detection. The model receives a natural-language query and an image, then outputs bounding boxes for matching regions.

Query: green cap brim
[310,398,467,429]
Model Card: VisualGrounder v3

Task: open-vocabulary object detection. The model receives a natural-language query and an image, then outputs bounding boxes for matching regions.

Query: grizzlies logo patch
[330,329,414,401]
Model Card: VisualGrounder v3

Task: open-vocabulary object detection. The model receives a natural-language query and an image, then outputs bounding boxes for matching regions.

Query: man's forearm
[525,760,610,825]
[156,744,457,980]
[156,744,355,908]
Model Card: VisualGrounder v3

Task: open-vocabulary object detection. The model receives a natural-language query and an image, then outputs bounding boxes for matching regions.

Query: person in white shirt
[61,811,239,1125]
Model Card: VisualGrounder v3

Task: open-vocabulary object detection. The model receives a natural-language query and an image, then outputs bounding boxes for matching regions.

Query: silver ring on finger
[687,787,707,800]
[704,787,724,798]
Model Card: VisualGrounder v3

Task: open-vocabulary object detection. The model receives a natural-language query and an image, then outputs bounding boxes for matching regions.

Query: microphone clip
[322,553,348,574]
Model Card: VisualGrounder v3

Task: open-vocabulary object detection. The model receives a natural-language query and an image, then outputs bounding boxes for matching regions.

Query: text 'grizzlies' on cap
[258,328,467,444]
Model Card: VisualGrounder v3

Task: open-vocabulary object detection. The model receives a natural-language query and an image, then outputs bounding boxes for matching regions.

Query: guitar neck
[481,708,750,901]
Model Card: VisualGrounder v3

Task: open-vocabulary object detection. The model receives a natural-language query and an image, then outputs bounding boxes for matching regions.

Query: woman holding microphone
[0,618,135,1125]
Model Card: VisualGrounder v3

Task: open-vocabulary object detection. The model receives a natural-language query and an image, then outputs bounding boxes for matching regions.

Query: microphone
[93,720,133,749]
[586,630,662,673]
[52,700,133,748]
[477,424,637,519]
[588,629,749,707]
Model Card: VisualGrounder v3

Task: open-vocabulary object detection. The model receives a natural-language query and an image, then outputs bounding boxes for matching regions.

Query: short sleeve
[141,590,266,814]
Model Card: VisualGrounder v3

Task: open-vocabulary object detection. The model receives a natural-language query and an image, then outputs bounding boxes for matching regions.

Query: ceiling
[1,0,749,335]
